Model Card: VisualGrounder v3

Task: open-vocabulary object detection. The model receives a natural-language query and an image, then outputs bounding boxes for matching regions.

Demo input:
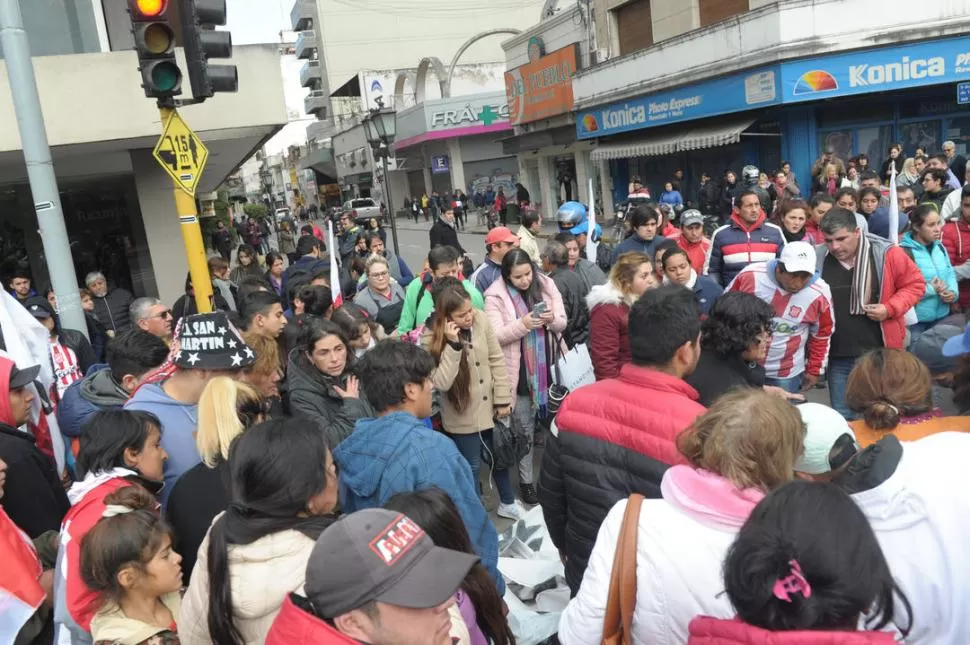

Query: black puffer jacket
[549,267,590,348]
[57,328,96,378]
[283,349,373,446]
[538,366,707,595]
[91,288,134,333]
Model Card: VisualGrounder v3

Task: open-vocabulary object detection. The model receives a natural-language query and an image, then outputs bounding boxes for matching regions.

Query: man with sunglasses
[131,297,174,345]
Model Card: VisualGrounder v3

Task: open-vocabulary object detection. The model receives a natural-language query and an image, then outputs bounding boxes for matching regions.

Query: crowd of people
[3,140,970,645]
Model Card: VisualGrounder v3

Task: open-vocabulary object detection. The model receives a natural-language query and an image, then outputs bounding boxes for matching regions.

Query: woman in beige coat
[423,277,516,519]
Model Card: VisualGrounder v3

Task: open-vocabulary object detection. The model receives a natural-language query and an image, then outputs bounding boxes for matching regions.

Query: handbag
[547,333,569,416]
[602,494,644,645]
[556,342,596,393]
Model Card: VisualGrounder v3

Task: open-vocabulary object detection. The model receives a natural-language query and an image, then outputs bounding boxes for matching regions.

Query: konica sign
[782,35,970,102]
[576,35,970,140]
[576,67,780,139]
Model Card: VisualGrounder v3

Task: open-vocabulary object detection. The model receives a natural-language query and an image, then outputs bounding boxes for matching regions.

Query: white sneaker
[496,502,523,521]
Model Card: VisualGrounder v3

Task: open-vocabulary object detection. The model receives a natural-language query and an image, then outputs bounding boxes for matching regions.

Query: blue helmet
[557,201,588,234]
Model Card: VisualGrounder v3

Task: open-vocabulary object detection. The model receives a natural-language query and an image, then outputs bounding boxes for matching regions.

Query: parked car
[343,197,382,224]
[274,207,291,223]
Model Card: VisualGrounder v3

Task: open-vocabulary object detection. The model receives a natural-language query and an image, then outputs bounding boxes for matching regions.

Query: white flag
[327,221,343,308]
[586,177,598,261]
[888,166,900,245]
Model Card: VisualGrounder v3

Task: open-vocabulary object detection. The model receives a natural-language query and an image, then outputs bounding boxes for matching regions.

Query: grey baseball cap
[304,508,479,618]
[681,210,704,227]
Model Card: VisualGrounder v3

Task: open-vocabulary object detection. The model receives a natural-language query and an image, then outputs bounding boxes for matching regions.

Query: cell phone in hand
[532,302,548,318]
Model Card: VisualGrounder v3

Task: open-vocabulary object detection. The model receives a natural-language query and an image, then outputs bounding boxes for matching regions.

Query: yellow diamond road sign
[153,109,208,196]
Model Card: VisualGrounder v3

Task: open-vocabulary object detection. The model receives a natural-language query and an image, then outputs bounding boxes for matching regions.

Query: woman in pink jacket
[485,249,566,514]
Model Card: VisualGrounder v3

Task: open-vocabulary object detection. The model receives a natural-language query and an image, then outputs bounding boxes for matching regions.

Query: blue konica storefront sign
[577,67,780,140]
[781,35,970,102]
[577,35,970,140]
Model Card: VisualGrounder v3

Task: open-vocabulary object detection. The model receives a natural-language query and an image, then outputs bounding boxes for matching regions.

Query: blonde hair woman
[586,251,656,380]
[241,331,283,400]
[560,389,805,645]
[165,378,265,578]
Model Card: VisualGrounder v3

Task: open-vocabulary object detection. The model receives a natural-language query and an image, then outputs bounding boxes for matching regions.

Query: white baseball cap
[779,241,817,275]
[795,403,859,475]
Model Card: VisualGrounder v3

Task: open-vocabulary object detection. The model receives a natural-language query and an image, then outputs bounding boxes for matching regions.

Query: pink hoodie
[660,465,765,530]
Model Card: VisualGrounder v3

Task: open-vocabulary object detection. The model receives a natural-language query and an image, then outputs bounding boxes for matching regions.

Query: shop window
[857,126,895,168]
[816,101,894,128]
[615,0,653,56]
[699,0,748,27]
[899,121,941,158]
[946,116,970,157]
[899,97,960,120]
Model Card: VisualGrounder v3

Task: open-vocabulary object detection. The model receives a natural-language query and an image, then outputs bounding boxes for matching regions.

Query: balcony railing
[290,0,315,31]
[300,60,322,88]
[294,31,318,60]
[304,90,328,116]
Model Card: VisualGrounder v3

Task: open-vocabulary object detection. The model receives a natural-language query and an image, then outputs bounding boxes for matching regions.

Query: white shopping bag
[556,343,595,392]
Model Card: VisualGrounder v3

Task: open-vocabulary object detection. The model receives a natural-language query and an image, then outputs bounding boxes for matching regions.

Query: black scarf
[782,226,807,243]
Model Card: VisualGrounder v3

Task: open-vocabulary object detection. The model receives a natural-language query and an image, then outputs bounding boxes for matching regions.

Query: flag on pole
[0,506,45,642]
[888,166,900,245]
[586,177,598,261]
[327,220,343,308]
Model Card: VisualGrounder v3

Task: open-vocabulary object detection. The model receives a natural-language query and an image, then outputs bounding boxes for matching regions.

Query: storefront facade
[393,91,519,201]
[574,22,970,208]
[502,5,593,220]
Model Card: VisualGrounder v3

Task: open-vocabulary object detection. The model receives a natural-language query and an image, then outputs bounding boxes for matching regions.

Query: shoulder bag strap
[601,493,643,645]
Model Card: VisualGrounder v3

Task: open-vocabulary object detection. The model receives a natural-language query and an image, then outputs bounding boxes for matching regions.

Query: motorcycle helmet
[557,201,588,234]
[742,165,760,185]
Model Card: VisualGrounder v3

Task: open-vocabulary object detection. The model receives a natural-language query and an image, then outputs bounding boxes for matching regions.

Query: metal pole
[159,106,214,314]
[383,153,400,257]
[0,0,87,338]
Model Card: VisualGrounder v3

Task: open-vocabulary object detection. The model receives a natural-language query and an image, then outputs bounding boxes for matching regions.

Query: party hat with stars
[172,311,255,371]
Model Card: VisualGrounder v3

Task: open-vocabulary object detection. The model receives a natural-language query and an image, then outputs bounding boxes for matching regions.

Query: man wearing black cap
[266,508,478,645]
[0,355,70,537]
[126,311,255,506]
[25,296,95,399]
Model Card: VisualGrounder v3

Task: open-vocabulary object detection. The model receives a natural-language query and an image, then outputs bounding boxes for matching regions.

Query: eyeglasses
[151,310,173,320]
[369,271,389,279]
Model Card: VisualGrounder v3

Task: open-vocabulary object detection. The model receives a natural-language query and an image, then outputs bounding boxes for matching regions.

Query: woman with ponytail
[384,489,514,645]
[179,418,339,645]
[845,348,970,447]
[81,486,183,645]
[166,378,265,579]
[688,480,911,643]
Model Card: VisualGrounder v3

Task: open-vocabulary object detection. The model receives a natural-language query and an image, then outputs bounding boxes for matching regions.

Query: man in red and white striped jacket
[728,241,835,393]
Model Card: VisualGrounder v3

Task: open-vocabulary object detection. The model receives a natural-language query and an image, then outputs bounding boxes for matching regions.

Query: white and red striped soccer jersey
[728,262,835,378]
[49,339,82,400]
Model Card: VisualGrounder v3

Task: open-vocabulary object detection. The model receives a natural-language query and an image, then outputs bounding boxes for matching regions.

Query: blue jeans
[827,357,859,420]
[448,430,514,504]
[765,374,803,393]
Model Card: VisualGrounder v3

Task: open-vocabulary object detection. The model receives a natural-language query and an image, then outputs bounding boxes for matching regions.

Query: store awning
[590,117,755,161]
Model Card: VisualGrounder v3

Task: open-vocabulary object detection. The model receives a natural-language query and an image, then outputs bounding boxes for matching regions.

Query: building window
[699,0,749,28]
[615,0,653,56]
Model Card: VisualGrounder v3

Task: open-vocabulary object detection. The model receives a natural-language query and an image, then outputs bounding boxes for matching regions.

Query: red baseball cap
[485,226,519,245]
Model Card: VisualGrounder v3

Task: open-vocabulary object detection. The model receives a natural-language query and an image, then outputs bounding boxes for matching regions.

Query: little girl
[689,480,911,643]
[331,303,382,358]
[81,486,183,645]
[385,488,514,645]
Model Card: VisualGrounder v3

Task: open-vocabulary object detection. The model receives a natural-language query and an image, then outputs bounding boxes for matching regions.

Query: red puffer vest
[265,595,358,645]
[688,617,899,644]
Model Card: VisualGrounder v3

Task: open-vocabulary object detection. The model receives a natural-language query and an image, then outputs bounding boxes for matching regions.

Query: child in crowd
[55,409,168,641]
[331,303,382,358]
[689,480,911,643]
[81,486,183,645]
[384,488,514,645]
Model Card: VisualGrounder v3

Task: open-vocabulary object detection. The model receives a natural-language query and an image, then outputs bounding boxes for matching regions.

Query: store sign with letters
[781,35,970,103]
[506,43,580,126]
[576,66,780,139]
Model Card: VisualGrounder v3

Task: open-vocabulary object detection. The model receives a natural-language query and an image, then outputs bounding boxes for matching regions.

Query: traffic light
[179,0,238,99]
[127,0,182,99]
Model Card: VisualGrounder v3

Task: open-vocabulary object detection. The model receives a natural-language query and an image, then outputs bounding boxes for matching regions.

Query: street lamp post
[362,97,400,256]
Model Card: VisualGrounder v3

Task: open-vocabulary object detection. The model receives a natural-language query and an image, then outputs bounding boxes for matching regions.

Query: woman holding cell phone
[485,249,567,511]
